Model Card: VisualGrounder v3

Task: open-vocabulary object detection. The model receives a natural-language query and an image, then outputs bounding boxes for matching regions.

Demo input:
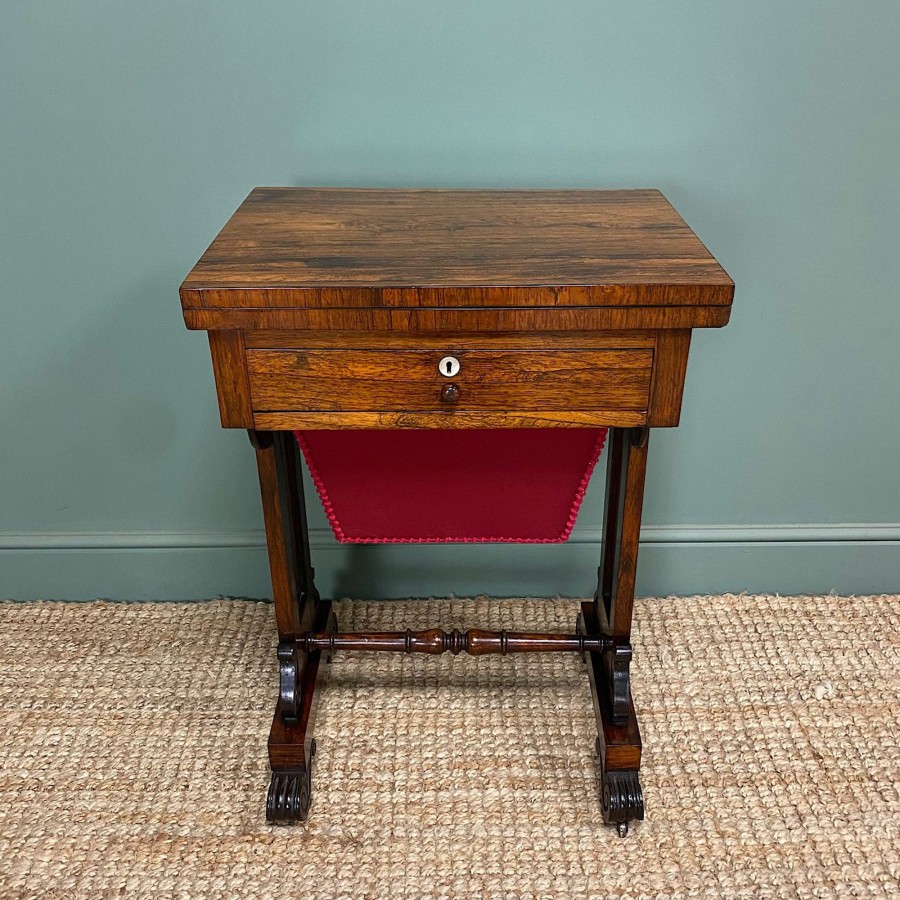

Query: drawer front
[246,348,653,413]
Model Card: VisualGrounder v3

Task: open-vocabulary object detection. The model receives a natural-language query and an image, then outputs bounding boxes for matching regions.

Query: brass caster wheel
[617,822,629,838]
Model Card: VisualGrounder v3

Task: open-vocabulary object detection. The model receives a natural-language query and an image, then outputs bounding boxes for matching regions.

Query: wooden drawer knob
[440,383,460,404]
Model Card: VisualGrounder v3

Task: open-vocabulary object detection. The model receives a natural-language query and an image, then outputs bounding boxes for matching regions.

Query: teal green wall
[2,1,899,600]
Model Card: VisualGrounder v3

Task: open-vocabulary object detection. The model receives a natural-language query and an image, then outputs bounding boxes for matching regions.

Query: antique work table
[180,188,733,836]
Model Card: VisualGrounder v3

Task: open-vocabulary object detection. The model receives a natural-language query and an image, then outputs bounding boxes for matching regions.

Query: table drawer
[245,348,653,413]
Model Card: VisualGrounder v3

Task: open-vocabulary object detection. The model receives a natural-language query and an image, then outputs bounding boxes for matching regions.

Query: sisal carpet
[0,594,898,899]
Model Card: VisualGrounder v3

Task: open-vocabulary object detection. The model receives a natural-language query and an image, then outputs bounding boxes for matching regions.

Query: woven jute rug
[0,595,897,899]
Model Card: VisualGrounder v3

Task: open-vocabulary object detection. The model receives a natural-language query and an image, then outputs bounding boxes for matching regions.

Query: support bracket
[277,640,302,724]
[605,642,633,726]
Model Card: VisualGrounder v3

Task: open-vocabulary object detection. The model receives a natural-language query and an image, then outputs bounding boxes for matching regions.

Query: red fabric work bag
[295,428,607,543]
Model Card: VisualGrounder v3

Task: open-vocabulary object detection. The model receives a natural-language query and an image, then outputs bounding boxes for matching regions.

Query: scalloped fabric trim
[295,428,607,544]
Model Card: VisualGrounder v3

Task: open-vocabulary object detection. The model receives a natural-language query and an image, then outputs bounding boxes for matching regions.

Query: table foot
[266,601,334,825]
[581,601,644,835]
[267,767,312,824]
[598,758,644,834]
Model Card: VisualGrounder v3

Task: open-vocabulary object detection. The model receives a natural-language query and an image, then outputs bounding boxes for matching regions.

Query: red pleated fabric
[295,428,606,543]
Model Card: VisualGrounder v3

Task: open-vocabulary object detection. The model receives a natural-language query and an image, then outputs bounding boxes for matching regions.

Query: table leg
[579,425,649,836]
[249,430,336,824]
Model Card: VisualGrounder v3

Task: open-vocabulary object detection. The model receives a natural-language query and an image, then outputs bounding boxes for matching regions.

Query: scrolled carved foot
[601,769,644,835]
[266,768,312,824]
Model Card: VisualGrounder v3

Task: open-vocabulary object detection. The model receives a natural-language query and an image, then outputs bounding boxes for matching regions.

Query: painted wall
[2,1,899,600]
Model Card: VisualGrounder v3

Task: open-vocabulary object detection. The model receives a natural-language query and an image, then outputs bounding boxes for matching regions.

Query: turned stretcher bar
[297,628,613,656]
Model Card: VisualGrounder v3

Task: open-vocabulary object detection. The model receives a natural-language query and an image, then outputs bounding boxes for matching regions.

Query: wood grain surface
[183,305,731,332]
[242,329,657,350]
[246,348,652,413]
[187,189,735,436]
[180,188,733,312]
[251,410,648,430]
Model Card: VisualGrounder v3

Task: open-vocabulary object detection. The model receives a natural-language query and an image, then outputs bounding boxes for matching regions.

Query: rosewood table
[180,188,734,836]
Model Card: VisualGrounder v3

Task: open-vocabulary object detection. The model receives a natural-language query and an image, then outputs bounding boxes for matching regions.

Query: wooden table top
[180,188,733,311]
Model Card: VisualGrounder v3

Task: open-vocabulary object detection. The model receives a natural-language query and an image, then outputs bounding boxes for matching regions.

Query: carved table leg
[580,425,649,836]
[250,429,336,824]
